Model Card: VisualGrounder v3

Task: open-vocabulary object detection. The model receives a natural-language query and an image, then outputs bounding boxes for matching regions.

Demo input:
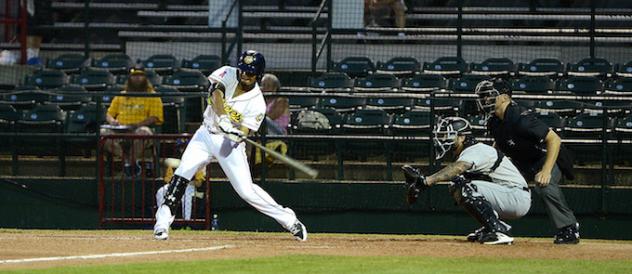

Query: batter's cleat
[466,227,488,242]
[479,231,514,245]
[289,221,307,241]
[153,228,169,240]
[554,223,580,244]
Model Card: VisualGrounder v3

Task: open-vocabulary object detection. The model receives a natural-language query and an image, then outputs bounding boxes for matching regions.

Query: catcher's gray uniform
[457,143,531,220]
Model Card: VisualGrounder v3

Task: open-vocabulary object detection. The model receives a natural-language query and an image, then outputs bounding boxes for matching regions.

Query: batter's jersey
[457,143,528,189]
[204,66,267,132]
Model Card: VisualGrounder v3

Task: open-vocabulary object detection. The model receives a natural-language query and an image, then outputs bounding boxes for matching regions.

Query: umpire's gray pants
[532,164,577,229]
[471,181,531,220]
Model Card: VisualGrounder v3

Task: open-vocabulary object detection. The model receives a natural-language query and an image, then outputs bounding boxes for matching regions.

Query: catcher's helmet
[433,116,472,159]
[474,79,511,114]
[238,50,265,78]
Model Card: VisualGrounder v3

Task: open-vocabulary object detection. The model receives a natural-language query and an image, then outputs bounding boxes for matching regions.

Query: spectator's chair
[16,104,66,163]
[614,115,632,164]
[317,96,366,113]
[422,56,468,78]
[1,90,52,111]
[391,110,433,160]
[449,74,491,93]
[413,96,460,117]
[341,109,391,160]
[308,72,354,92]
[534,111,565,134]
[71,68,116,91]
[141,54,179,75]
[602,78,632,96]
[401,74,448,93]
[563,113,614,164]
[65,103,102,156]
[554,76,603,96]
[163,69,209,122]
[376,57,420,77]
[354,73,400,92]
[534,99,582,118]
[26,69,68,89]
[333,56,375,78]
[582,100,631,118]
[46,54,87,74]
[288,96,319,112]
[155,86,185,133]
[567,57,612,78]
[181,55,221,74]
[614,61,632,78]
[470,58,516,77]
[517,58,565,77]
[511,76,555,94]
[365,97,414,114]
[91,54,134,74]
[289,108,343,160]
[48,85,91,111]
[467,114,489,137]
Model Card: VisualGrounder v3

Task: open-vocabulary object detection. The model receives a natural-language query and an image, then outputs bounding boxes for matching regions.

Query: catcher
[402,117,531,245]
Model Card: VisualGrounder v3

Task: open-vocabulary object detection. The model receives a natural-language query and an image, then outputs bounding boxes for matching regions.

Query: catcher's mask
[433,116,472,159]
[474,79,511,115]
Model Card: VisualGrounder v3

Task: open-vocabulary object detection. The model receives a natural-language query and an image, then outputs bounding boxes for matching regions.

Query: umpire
[474,79,580,244]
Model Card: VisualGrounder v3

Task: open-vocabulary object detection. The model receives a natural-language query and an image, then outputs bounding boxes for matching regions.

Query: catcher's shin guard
[452,179,506,234]
[163,174,190,213]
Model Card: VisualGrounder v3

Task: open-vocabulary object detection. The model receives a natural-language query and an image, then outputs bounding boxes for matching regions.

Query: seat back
[376,57,420,76]
[317,96,366,112]
[401,74,447,92]
[142,54,179,73]
[162,69,209,91]
[342,109,390,135]
[308,72,354,92]
[72,69,116,91]
[563,113,613,138]
[518,58,564,77]
[288,96,319,112]
[422,56,467,77]
[603,78,632,95]
[555,76,603,95]
[354,73,400,92]
[27,69,68,89]
[567,57,612,77]
[181,55,221,74]
[535,111,565,133]
[333,56,375,78]
[91,54,133,74]
[511,76,555,94]
[391,110,433,134]
[534,100,582,118]
[365,97,413,113]
[449,74,491,93]
[470,58,515,76]
[46,54,87,73]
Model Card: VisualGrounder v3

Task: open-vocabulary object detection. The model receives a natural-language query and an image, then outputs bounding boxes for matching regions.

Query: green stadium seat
[341,109,391,160]
[423,56,468,78]
[155,86,185,133]
[181,55,221,74]
[64,103,102,156]
[391,110,434,160]
[46,54,87,73]
[413,96,459,117]
[534,99,582,118]
[317,96,366,113]
[511,76,555,94]
[449,74,491,93]
[354,73,400,92]
[466,114,489,137]
[162,69,209,92]
[141,54,179,75]
[288,96,319,112]
[71,68,116,91]
[534,111,565,133]
[26,69,68,89]
[308,72,354,92]
[517,58,564,77]
[614,61,632,78]
[563,113,614,164]
[376,57,420,77]
[333,56,375,78]
[602,78,632,96]
[16,104,66,157]
[555,76,603,96]
[470,58,516,77]
[91,54,133,74]
[567,57,612,78]
[47,85,92,111]
[1,90,52,110]
[614,115,632,164]
[401,74,448,93]
[0,103,20,132]
[582,100,631,117]
[365,97,414,114]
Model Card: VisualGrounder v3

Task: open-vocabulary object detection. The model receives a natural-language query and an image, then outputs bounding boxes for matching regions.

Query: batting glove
[401,165,429,205]
[218,115,245,142]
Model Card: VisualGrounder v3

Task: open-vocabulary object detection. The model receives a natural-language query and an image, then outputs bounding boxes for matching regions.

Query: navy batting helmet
[238,50,265,77]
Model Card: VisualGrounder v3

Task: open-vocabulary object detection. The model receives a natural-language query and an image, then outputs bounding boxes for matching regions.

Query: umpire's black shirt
[487,102,550,181]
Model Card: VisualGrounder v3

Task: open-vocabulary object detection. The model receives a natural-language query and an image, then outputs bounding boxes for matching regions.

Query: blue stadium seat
[308,72,354,92]
[517,58,564,77]
[511,76,555,94]
[567,57,612,78]
[333,56,375,78]
[602,78,632,96]
[48,85,92,111]
[26,69,68,90]
[554,76,603,96]
[317,96,366,113]
[71,69,116,91]
[354,73,400,92]
[141,54,179,75]
[582,100,631,118]
[614,61,632,78]
[162,69,208,92]
[401,74,448,93]
[470,58,515,77]
[46,54,87,74]
[181,55,221,74]
[64,103,102,156]
[365,97,414,114]
[1,90,52,110]
[376,57,420,77]
[422,56,468,78]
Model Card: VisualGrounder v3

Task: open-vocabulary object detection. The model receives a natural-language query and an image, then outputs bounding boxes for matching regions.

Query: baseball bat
[243,137,319,179]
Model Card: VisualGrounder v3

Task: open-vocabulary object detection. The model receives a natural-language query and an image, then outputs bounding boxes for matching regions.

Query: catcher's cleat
[153,228,169,240]
[466,227,488,242]
[289,221,308,241]
[554,223,580,244]
[480,231,513,245]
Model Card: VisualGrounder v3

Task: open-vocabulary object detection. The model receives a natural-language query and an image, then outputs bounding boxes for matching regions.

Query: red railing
[0,0,27,64]
[97,133,211,229]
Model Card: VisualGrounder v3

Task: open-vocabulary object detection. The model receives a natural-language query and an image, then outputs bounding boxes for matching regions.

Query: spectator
[256,73,289,166]
[101,67,164,176]
[365,0,407,30]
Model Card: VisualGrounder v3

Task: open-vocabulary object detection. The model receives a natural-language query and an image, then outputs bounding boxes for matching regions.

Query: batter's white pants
[154,126,298,233]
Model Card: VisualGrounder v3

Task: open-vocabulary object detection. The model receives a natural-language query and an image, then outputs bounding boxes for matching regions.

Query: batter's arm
[210,83,227,116]
[426,161,473,186]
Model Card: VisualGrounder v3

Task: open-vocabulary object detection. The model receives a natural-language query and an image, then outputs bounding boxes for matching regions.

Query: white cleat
[153,228,169,240]
[481,231,514,245]
[289,221,308,241]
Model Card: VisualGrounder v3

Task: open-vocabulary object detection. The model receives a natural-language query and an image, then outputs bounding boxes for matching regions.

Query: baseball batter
[403,117,531,245]
[153,50,307,241]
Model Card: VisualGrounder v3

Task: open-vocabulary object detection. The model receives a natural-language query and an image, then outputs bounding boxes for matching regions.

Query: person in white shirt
[402,117,531,245]
[153,50,307,241]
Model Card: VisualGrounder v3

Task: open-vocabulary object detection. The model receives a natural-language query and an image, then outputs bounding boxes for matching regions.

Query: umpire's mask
[474,79,511,115]
[433,117,472,160]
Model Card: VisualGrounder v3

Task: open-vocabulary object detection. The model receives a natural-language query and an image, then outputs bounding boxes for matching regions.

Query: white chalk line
[0,244,235,264]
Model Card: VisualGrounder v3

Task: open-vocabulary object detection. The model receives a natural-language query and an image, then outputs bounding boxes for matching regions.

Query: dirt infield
[1,229,632,271]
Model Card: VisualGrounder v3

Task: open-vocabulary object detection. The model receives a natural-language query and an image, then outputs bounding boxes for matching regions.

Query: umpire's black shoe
[554,223,580,244]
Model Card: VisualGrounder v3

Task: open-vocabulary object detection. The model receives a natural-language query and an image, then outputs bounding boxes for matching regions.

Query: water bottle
[211,214,219,231]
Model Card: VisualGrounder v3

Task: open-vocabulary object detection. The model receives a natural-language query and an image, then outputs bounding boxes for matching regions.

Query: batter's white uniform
[154,66,299,232]
[457,143,531,220]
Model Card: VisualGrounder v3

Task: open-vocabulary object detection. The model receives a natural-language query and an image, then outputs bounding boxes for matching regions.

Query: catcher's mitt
[401,165,429,204]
